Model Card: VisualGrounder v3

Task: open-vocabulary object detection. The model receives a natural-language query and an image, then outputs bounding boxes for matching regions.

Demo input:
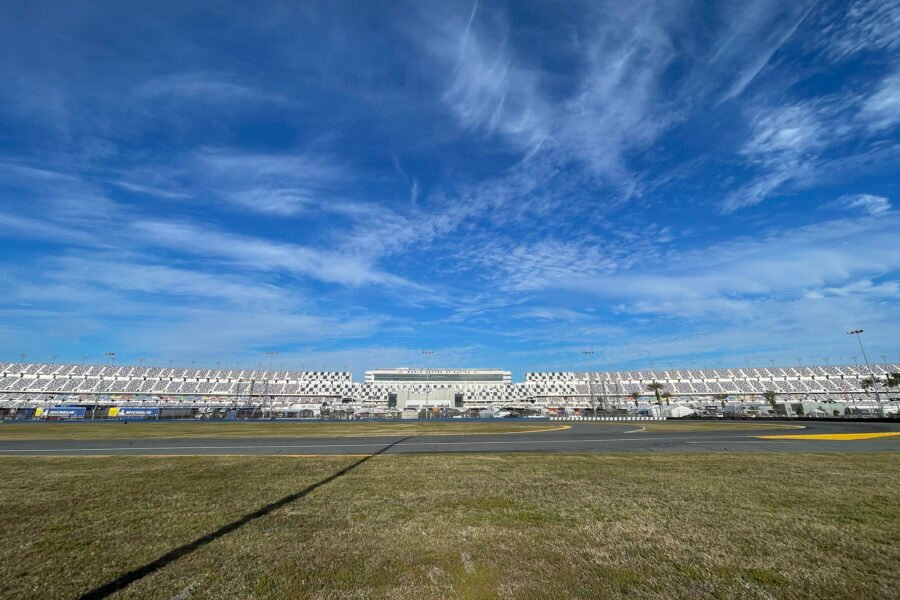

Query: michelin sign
[115,407,160,419]
[46,406,86,419]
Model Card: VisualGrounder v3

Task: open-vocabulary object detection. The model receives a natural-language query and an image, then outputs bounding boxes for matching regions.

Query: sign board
[46,406,86,419]
[116,407,159,419]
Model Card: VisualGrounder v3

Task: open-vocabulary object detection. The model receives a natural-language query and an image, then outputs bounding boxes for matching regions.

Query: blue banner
[117,407,159,419]
[46,406,86,419]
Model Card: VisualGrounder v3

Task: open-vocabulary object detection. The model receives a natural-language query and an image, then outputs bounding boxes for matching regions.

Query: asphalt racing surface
[1,420,898,455]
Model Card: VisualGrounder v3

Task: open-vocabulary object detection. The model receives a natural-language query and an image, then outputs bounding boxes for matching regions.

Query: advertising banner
[116,407,159,419]
[46,406,87,419]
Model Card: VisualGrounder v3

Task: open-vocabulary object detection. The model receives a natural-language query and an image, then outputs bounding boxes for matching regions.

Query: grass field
[0,420,566,440]
[1,453,897,599]
[0,419,798,441]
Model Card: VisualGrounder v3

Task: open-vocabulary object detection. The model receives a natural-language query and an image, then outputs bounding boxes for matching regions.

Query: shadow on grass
[78,437,411,600]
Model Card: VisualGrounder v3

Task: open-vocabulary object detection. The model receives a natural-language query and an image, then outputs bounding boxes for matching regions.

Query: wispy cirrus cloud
[859,69,900,132]
[721,100,835,212]
[130,219,413,288]
[438,1,549,155]
[719,67,900,213]
[192,148,348,216]
[422,0,680,188]
[711,1,814,103]
[136,73,289,106]
[816,0,900,60]
[830,193,892,216]
[2,0,899,371]
[0,160,416,290]
[111,180,192,200]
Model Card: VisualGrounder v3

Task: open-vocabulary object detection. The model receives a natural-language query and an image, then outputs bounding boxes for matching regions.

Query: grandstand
[0,361,898,415]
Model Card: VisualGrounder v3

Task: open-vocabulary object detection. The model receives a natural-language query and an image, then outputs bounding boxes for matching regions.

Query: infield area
[2,452,898,599]
[1,421,898,599]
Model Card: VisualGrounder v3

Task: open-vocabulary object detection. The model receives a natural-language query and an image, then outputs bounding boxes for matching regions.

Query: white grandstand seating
[2,361,898,410]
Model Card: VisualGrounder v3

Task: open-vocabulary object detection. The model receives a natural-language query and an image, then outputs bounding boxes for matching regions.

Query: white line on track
[687,440,798,444]
[623,426,646,434]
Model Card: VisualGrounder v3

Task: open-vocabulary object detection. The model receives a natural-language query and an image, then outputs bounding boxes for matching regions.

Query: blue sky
[1,0,899,378]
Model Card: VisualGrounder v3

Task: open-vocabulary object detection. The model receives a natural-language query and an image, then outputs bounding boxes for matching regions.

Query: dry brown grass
[1,453,897,599]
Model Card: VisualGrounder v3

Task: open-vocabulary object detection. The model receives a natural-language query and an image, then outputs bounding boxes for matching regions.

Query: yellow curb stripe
[455,424,572,436]
[756,432,900,441]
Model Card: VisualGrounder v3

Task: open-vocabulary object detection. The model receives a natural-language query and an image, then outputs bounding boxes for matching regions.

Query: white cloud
[137,73,288,106]
[460,212,900,322]
[713,1,813,102]
[722,97,852,212]
[817,0,900,60]
[859,69,900,132]
[130,219,413,289]
[111,180,192,200]
[391,155,421,206]
[195,148,348,216]
[423,1,680,187]
[437,2,549,154]
[46,254,290,307]
[832,193,892,216]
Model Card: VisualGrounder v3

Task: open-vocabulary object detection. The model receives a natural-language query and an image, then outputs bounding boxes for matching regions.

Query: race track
[1,420,898,455]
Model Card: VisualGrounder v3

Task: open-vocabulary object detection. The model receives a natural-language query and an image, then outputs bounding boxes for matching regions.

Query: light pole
[104,352,116,366]
[581,351,596,415]
[847,329,882,415]
[265,351,278,419]
[422,350,434,419]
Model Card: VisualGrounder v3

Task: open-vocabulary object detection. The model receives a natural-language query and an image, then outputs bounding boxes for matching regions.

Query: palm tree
[646,381,664,406]
[661,391,672,406]
[763,390,778,416]
[713,393,728,409]
[629,390,640,408]
[859,375,880,392]
[885,372,900,397]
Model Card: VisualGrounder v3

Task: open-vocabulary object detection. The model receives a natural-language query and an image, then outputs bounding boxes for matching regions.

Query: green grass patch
[0,420,562,440]
[0,453,897,599]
